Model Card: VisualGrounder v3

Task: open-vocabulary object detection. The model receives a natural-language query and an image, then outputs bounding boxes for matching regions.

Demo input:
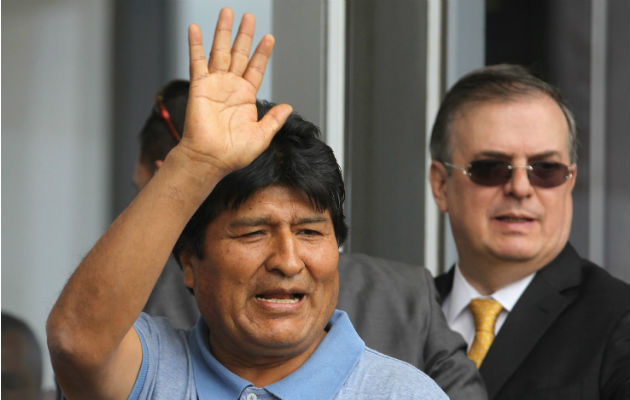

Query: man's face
[182,185,339,366]
[431,94,576,271]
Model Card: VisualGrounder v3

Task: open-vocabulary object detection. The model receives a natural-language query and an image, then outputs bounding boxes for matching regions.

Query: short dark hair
[429,64,578,164]
[139,80,189,173]
[173,100,348,262]
[2,312,43,390]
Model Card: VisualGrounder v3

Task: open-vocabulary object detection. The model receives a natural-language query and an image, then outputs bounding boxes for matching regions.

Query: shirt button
[246,394,257,400]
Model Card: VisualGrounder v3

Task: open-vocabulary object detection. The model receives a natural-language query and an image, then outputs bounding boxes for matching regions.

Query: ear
[154,159,164,170]
[429,160,450,212]
[568,163,577,191]
[178,250,198,289]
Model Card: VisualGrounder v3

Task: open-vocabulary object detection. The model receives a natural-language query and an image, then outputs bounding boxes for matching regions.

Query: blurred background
[3,0,628,394]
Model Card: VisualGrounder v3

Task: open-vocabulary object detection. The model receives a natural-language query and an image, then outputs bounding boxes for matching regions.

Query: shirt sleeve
[128,313,153,400]
[128,313,195,400]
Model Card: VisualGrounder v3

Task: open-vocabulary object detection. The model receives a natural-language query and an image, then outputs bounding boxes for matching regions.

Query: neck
[209,330,327,387]
[457,254,550,295]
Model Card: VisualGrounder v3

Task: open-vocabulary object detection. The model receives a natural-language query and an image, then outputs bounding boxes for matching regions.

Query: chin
[247,329,323,358]
[496,252,538,263]
[488,241,542,263]
[249,320,318,346]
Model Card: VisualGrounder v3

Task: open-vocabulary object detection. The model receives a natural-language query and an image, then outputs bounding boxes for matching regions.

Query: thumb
[258,104,293,141]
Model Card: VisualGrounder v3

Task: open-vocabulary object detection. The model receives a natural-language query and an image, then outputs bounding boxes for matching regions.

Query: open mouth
[255,292,305,304]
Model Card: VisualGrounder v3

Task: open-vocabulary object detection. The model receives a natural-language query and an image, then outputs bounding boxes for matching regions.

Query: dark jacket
[435,244,630,400]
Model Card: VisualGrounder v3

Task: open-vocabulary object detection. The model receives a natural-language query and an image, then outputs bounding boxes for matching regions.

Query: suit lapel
[479,245,583,399]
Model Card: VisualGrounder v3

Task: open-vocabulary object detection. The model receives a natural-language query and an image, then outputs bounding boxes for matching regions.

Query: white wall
[2,0,111,390]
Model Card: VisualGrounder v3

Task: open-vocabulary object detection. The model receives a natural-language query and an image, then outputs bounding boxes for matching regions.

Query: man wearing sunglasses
[429,64,629,399]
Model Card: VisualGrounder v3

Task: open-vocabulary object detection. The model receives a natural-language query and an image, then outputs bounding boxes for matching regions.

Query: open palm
[181,8,292,176]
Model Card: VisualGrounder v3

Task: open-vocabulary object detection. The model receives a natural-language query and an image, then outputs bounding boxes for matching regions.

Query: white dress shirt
[441,264,536,350]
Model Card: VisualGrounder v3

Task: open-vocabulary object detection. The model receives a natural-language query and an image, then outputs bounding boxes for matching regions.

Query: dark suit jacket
[435,244,630,400]
[338,253,486,399]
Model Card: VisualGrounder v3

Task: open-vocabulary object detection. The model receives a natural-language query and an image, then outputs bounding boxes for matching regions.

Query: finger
[229,13,256,76]
[243,34,275,89]
[257,103,293,142]
[208,7,234,73]
[188,24,208,81]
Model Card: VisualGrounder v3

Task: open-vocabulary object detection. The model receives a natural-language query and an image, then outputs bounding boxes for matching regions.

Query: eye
[531,161,560,170]
[240,230,265,238]
[300,229,322,236]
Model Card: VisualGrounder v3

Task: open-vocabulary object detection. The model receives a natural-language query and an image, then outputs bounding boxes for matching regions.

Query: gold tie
[468,297,503,368]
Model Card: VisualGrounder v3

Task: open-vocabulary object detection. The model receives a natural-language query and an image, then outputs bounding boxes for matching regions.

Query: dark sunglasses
[443,159,573,188]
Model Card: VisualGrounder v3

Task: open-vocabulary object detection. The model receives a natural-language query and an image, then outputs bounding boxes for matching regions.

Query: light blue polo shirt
[130,310,447,399]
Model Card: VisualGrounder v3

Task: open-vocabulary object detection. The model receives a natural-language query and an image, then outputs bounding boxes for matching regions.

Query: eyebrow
[229,216,330,228]
[295,216,330,224]
[473,150,563,161]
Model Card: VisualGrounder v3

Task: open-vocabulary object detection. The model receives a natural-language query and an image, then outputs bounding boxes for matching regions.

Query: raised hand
[181,8,292,177]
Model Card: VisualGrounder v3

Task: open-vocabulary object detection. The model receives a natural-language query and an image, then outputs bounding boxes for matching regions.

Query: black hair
[139,80,189,173]
[430,64,577,164]
[2,312,43,390]
[173,100,348,262]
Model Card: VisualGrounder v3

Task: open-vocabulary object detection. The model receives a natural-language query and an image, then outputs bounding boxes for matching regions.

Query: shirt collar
[188,318,252,399]
[188,310,364,400]
[444,263,536,324]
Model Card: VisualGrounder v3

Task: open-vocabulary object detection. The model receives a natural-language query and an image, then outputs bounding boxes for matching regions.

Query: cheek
[446,180,477,215]
[319,258,340,308]
[192,259,245,303]
[205,242,262,280]
[194,266,249,321]
[541,192,573,230]
[308,244,339,279]
[448,190,489,228]
[315,268,339,315]
[316,258,339,281]
[316,265,339,291]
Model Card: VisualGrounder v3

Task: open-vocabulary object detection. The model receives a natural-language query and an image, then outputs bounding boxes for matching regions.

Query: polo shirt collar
[188,318,251,399]
[188,310,364,400]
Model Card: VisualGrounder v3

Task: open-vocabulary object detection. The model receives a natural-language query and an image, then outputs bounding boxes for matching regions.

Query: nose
[264,228,305,276]
[503,165,534,198]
